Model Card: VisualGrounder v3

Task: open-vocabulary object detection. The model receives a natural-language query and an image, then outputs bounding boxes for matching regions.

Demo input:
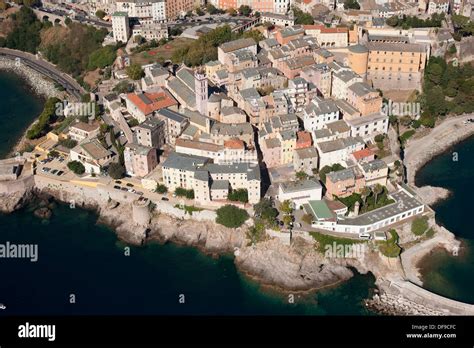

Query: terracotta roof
[296,131,312,145]
[224,138,245,150]
[352,148,375,160]
[127,91,177,116]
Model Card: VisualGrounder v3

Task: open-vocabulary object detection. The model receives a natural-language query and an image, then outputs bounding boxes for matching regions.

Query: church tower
[195,69,208,117]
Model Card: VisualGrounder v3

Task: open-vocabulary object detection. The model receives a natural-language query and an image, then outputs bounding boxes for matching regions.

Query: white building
[345,113,389,140]
[132,22,168,41]
[70,140,114,174]
[303,97,340,132]
[427,0,449,14]
[68,122,100,142]
[331,69,363,100]
[175,138,258,165]
[260,11,295,26]
[112,12,131,43]
[278,179,323,208]
[306,186,425,236]
[315,136,365,169]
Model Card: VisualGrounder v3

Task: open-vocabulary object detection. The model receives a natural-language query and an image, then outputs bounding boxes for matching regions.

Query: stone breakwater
[365,293,445,315]
[0,57,60,99]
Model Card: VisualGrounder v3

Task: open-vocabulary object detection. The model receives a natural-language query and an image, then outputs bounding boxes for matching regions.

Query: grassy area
[309,232,364,253]
[400,129,416,145]
[378,229,402,258]
[130,38,194,65]
[174,204,203,216]
[411,216,429,236]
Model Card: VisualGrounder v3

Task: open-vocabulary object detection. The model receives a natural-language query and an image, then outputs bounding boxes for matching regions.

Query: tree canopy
[216,204,249,228]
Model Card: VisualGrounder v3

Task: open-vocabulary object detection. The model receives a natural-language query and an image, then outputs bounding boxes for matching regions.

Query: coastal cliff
[0,175,35,213]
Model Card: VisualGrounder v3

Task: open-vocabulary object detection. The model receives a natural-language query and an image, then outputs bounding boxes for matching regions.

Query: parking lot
[37,155,71,179]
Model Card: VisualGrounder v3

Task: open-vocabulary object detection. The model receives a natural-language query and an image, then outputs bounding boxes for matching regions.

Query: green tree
[344,0,360,9]
[292,7,314,25]
[254,198,278,223]
[238,5,251,16]
[360,186,371,209]
[319,163,345,183]
[59,138,78,149]
[280,200,293,215]
[87,46,117,70]
[108,162,125,179]
[228,188,249,203]
[113,81,135,94]
[67,161,85,175]
[126,63,144,80]
[5,6,43,53]
[372,184,384,205]
[26,97,60,139]
[196,7,204,16]
[95,10,106,19]
[296,171,308,180]
[216,204,249,228]
[156,184,168,194]
[246,220,266,245]
[206,3,219,14]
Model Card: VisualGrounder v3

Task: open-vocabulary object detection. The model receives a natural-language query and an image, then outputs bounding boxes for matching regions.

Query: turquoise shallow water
[416,136,474,304]
[0,73,377,315]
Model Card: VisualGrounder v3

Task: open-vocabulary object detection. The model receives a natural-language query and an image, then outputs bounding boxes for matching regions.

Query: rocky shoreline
[0,57,61,99]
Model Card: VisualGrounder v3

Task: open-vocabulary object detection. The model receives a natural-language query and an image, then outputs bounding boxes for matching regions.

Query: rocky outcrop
[0,175,35,213]
[148,213,246,254]
[235,238,354,291]
[33,207,52,219]
[415,185,451,207]
[0,189,33,213]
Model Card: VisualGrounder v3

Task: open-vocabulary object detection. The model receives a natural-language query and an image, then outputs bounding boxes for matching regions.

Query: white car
[359,233,372,240]
[0,303,6,310]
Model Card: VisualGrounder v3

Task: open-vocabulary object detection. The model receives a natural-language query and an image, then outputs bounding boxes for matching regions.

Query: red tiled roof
[296,131,312,145]
[127,91,177,115]
[224,138,245,149]
[352,148,375,160]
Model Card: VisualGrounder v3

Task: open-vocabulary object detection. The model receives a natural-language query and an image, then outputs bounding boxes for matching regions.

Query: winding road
[0,47,85,100]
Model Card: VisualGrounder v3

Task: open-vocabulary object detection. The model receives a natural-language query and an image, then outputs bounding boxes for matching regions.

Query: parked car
[57,171,64,176]
[51,169,58,175]
[42,167,51,173]
[126,183,134,187]
[121,187,128,192]
[113,185,121,190]
[115,180,122,184]
[359,233,372,240]
[161,197,169,201]
[136,191,143,196]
